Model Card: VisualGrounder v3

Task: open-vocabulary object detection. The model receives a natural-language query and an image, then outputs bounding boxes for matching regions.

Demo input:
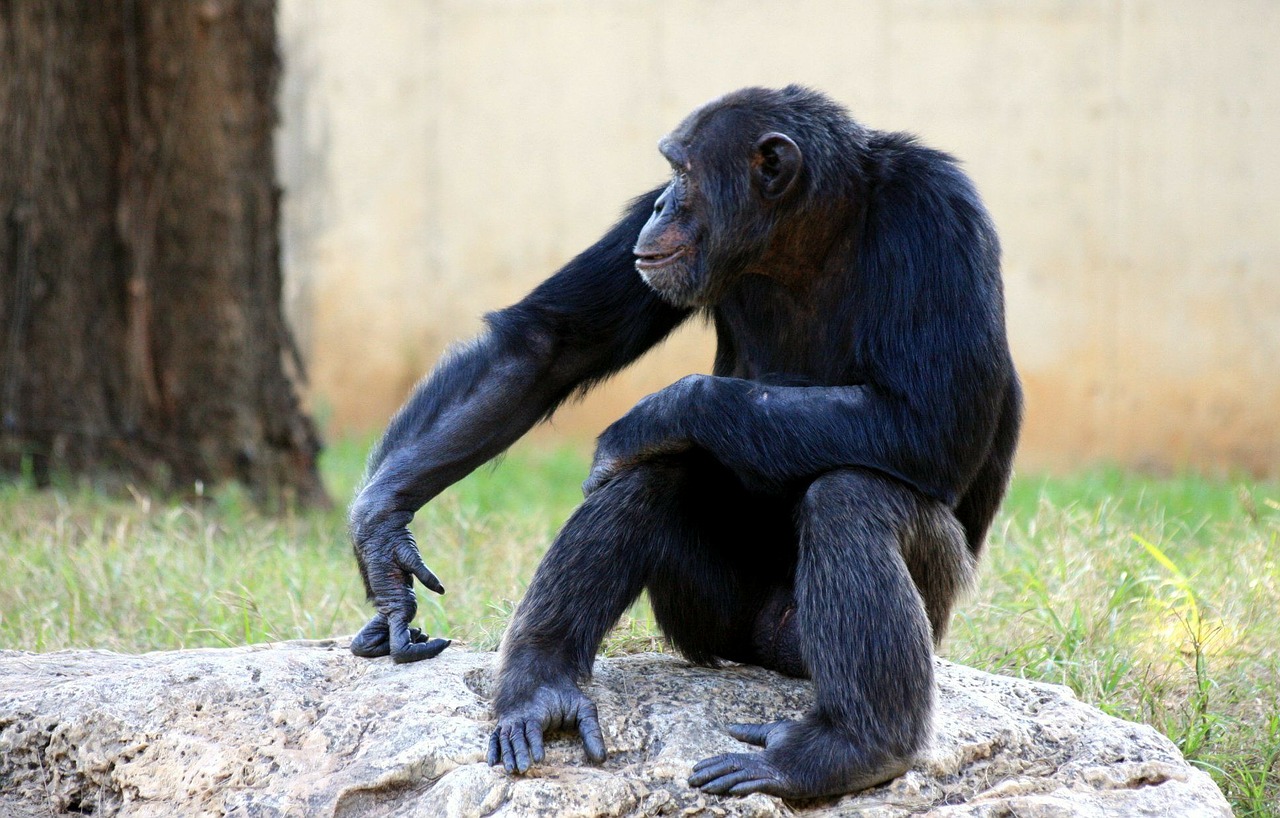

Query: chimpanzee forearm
[587,365,1012,507]
[350,332,568,545]
[349,187,691,662]
[352,189,685,539]
[347,329,575,661]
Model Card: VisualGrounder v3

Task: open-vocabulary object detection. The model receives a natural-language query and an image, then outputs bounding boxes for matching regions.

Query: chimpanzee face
[633,106,803,308]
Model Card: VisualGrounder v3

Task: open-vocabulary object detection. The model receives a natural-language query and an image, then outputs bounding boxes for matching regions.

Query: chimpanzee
[347,85,1021,799]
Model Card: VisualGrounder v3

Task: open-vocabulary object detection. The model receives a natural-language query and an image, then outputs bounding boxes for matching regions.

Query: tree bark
[0,0,326,505]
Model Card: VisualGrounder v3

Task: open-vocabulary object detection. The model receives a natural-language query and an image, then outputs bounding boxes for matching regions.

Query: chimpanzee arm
[349,188,691,662]
[586,172,1016,508]
[585,365,1009,508]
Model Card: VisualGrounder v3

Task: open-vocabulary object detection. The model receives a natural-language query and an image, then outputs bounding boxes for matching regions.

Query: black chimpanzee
[347,85,1021,799]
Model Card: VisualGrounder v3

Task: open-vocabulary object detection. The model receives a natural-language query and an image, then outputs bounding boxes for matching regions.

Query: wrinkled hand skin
[349,614,450,662]
[349,506,451,664]
[487,681,606,774]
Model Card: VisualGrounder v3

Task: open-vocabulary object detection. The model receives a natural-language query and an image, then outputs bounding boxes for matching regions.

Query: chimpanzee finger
[487,731,501,766]
[397,638,450,663]
[349,613,391,657]
[577,701,607,763]
[388,612,449,663]
[509,724,532,773]
[525,721,545,763]
[499,725,518,774]
[581,472,610,498]
[697,767,762,795]
[726,777,781,796]
[395,540,445,594]
[581,455,621,498]
[689,752,750,787]
[727,721,782,747]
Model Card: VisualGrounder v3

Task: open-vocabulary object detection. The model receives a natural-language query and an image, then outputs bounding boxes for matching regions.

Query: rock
[0,642,1229,817]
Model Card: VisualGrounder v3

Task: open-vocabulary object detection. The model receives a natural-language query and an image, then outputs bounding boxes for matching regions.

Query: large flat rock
[0,641,1229,817]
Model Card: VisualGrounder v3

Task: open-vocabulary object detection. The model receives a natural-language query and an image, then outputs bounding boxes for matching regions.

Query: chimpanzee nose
[653,186,672,216]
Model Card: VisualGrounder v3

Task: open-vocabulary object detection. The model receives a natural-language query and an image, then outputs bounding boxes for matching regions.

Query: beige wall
[277,0,1280,476]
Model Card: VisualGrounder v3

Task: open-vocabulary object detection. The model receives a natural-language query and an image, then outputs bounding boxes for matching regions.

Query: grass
[949,468,1280,816]
[1,445,1277,814]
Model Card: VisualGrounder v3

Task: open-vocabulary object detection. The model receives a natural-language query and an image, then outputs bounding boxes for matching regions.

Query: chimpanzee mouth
[634,248,687,270]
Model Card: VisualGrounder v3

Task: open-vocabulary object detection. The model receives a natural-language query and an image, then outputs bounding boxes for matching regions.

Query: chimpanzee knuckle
[584,457,618,496]
[374,587,416,623]
[394,538,424,570]
[349,619,391,658]
[597,459,619,481]
[392,539,412,564]
[539,692,567,723]
[497,727,518,773]
[367,568,401,601]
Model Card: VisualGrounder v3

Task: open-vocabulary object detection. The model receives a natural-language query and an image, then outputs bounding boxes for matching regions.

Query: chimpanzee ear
[752,132,803,200]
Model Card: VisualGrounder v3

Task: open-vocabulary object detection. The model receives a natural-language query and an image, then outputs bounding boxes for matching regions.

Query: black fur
[349,86,1021,799]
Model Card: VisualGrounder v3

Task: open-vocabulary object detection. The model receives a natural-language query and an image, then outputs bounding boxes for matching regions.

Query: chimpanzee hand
[349,507,451,664]
[582,375,704,496]
[350,613,451,662]
[487,680,606,773]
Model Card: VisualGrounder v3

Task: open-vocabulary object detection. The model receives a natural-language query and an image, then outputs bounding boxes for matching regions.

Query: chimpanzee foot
[689,719,793,796]
[689,719,911,799]
[349,613,451,661]
[690,751,792,797]
[488,680,606,773]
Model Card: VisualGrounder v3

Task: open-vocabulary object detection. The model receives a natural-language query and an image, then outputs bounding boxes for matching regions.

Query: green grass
[950,467,1280,816]
[1,447,1277,814]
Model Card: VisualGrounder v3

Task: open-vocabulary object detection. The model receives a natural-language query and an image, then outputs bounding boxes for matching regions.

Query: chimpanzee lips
[634,248,687,270]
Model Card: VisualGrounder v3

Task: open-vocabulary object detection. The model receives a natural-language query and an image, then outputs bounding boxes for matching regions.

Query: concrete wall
[276,0,1280,476]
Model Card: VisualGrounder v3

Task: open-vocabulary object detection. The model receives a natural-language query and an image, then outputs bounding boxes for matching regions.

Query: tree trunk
[0,0,326,505]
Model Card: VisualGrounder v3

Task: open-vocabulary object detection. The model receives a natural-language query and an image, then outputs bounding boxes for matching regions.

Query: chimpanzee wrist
[348,491,415,548]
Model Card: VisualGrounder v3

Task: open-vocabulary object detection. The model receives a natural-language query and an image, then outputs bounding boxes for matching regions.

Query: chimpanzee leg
[490,455,775,772]
[691,468,965,799]
[902,501,976,645]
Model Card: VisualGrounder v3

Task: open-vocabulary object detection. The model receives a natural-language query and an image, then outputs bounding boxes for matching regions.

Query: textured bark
[0,0,325,505]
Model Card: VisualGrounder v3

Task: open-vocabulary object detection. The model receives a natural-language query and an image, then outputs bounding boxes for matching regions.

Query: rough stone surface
[0,641,1230,817]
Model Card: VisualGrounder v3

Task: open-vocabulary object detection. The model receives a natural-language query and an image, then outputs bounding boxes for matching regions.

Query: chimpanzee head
[633,86,862,307]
